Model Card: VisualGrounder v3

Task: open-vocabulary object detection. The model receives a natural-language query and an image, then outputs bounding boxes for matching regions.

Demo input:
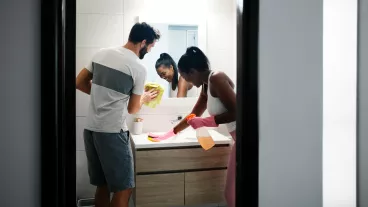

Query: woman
[155,53,199,97]
[149,47,236,207]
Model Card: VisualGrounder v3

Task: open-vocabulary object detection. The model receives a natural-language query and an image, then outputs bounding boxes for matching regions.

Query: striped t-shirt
[85,46,146,133]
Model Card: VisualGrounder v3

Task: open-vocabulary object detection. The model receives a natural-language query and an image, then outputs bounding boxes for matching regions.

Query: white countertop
[130,128,232,149]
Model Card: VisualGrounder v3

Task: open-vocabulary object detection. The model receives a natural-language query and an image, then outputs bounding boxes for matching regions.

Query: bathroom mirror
[136,3,208,99]
[139,23,202,98]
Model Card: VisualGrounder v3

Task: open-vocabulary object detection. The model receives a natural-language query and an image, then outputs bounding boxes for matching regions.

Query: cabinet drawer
[135,146,230,173]
[135,173,184,207]
[185,170,227,206]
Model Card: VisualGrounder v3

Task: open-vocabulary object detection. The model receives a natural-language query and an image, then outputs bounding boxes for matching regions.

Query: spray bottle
[186,114,215,150]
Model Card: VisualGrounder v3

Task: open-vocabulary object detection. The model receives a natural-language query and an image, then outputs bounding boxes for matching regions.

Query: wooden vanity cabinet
[132,143,230,207]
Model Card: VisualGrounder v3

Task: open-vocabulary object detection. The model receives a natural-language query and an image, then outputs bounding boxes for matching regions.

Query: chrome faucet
[170,115,183,124]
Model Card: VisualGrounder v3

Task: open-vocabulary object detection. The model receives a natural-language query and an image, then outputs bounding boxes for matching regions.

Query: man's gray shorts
[84,129,135,193]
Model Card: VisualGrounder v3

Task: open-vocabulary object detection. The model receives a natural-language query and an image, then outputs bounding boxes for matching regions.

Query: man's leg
[83,129,110,207]
[110,188,132,207]
[95,185,110,207]
[93,130,135,207]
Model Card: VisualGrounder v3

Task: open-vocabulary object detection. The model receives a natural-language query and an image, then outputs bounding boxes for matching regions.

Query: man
[76,22,160,207]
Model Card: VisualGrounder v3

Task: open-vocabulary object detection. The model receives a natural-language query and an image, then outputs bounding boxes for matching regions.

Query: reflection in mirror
[141,23,201,98]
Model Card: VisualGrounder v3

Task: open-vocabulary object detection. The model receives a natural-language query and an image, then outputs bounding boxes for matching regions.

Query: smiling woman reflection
[155,53,199,97]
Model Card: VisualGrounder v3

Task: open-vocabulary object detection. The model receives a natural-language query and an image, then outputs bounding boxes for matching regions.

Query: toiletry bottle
[133,117,143,135]
[186,114,215,150]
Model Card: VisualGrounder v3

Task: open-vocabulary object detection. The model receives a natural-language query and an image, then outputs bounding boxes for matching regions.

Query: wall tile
[207,0,236,14]
[135,98,199,115]
[77,0,124,14]
[127,113,188,133]
[76,151,95,198]
[76,90,90,117]
[75,48,100,117]
[208,49,236,82]
[76,117,87,151]
[207,15,234,50]
[76,14,124,48]
[76,47,101,75]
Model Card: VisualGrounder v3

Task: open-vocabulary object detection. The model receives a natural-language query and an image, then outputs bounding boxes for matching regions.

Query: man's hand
[140,89,158,104]
[128,89,158,114]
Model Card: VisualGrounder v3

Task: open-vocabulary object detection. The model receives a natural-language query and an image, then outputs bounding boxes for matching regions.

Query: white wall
[258,0,323,206]
[76,0,124,198]
[323,0,357,206]
[207,0,237,84]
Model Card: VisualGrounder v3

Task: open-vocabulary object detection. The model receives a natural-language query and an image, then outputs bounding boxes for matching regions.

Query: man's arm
[127,89,157,114]
[127,66,158,114]
[127,66,146,114]
[127,94,144,114]
[76,68,93,95]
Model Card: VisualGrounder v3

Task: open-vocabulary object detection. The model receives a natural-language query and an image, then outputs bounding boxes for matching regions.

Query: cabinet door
[185,170,227,206]
[136,173,184,207]
[135,147,230,173]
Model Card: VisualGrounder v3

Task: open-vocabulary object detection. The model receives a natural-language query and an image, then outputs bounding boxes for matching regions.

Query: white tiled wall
[76,14,124,48]
[76,0,236,199]
[76,0,124,199]
[207,0,237,84]
[127,98,210,133]
[77,0,124,14]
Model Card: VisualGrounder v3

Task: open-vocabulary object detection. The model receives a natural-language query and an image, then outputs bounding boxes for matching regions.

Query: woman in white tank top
[155,53,198,98]
[149,46,236,207]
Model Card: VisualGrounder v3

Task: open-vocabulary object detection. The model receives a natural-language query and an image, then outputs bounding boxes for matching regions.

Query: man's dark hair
[128,22,161,45]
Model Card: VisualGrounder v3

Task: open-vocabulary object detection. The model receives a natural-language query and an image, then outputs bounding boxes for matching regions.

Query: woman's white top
[206,71,236,133]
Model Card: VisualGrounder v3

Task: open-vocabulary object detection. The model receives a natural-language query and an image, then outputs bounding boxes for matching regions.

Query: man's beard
[139,45,148,59]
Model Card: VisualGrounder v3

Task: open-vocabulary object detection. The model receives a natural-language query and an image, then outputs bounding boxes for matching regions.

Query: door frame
[236,0,259,206]
[41,0,76,206]
[40,0,259,206]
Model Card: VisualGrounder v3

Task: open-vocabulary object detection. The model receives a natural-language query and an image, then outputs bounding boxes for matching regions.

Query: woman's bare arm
[210,72,236,124]
[173,86,208,133]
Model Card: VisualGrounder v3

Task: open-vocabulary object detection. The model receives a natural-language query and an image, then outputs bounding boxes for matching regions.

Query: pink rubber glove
[187,116,218,129]
[148,129,176,141]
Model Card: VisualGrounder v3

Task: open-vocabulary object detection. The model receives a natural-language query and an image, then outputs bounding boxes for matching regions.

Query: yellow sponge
[147,137,160,142]
[144,82,164,108]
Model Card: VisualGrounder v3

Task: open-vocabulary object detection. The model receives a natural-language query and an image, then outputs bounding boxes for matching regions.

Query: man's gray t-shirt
[85,46,146,133]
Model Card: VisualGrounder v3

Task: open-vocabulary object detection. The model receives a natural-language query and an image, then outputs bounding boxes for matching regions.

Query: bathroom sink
[130,128,232,149]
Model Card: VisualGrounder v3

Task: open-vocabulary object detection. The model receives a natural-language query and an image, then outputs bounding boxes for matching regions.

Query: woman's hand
[148,129,176,141]
[187,116,218,129]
